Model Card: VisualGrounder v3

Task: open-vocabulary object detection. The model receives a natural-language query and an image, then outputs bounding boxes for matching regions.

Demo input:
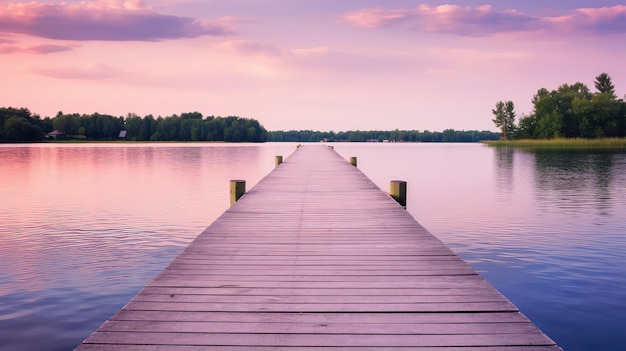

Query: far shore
[482,138,626,149]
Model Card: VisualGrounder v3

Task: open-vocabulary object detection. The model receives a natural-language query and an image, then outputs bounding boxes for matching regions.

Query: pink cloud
[29,62,123,79]
[545,6,626,35]
[340,7,415,28]
[0,0,236,41]
[215,40,284,57]
[215,40,341,60]
[341,4,626,36]
[0,43,74,55]
[341,4,535,36]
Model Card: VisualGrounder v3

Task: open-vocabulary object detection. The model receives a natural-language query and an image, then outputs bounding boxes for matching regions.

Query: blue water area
[333,143,626,351]
[1,143,626,350]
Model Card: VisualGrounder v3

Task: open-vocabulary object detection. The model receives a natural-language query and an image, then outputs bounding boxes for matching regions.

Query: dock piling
[275,156,283,167]
[390,180,407,208]
[350,157,357,167]
[230,179,246,206]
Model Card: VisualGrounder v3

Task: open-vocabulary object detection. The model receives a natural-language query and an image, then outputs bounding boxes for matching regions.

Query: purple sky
[2,0,625,131]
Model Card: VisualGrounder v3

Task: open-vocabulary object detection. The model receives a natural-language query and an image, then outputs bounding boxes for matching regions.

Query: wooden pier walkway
[77,145,560,350]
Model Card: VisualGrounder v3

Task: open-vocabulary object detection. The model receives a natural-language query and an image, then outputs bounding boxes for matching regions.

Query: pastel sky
[2,0,625,131]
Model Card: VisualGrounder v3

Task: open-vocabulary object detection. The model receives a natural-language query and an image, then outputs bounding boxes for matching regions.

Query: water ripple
[2,143,626,351]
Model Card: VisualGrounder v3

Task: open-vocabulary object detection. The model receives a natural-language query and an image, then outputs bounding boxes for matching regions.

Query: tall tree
[492,100,516,140]
[505,101,516,136]
[594,72,616,99]
[555,82,592,138]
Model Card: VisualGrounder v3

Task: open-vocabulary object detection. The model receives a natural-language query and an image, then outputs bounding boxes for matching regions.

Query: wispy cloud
[0,43,75,55]
[0,0,236,41]
[340,5,535,35]
[29,62,124,80]
[340,4,626,36]
[214,40,339,60]
[214,40,284,57]
[545,6,626,35]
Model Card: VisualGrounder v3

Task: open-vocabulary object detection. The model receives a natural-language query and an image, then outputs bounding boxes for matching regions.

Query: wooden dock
[76,145,560,350]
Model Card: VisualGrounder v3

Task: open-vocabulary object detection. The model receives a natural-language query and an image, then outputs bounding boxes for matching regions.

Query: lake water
[1,143,625,351]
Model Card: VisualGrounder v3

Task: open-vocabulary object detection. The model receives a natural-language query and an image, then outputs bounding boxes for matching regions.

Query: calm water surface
[1,143,625,351]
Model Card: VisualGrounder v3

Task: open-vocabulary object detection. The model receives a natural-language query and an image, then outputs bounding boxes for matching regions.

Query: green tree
[52,112,77,135]
[492,100,516,140]
[138,115,155,141]
[555,82,592,138]
[124,113,143,140]
[1,108,44,141]
[515,113,537,139]
[590,93,620,137]
[537,110,563,139]
[594,72,616,99]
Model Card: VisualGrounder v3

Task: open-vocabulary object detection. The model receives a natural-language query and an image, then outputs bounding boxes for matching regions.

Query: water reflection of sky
[333,143,626,351]
[0,143,298,351]
[1,143,625,351]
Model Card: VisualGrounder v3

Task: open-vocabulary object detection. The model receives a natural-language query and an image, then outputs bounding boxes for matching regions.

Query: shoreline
[482,138,626,149]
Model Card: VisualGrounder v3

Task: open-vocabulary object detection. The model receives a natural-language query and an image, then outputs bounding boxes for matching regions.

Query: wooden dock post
[350,156,357,167]
[275,156,283,167]
[230,179,246,206]
[390,180,407,208]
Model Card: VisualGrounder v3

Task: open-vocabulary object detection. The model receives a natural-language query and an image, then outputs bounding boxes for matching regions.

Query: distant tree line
[492,73,626,139]
[2,105,498,143]
[0,108,267,142]
[123,112,267,142]
[51,111,125,139]
[0,107,48,142]
[267,129,499,142]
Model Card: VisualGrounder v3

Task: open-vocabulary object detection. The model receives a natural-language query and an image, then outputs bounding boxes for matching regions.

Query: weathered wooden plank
[148,273,492,288]
[98,319,543,334]
[147,273,510,289]
[173,255,461,263]
[83,331,556,347]
[137,286,504,296]
[166,262,466,269]
[131,293,510,304]
[78,345,562,351]
[122,300,518,313]
[167,261,468,269]
[158,268,478,276]
[75,145,559,350]
[179,247,455,252]
[108,310,533,324]
[160,268,476,275]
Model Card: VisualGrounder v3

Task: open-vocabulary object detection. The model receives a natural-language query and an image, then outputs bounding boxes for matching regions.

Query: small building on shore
[46,130,65,139]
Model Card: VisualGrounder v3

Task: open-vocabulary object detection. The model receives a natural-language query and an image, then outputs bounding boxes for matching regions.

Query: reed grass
[482,138,626,149]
